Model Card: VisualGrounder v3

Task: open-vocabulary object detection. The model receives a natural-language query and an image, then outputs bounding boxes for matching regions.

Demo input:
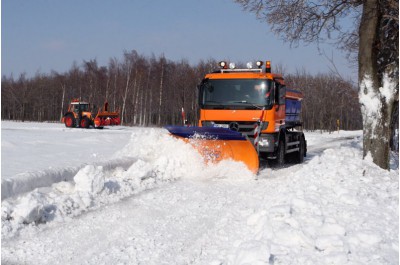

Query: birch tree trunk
[158,59,164,125]
[59,83,66,121]
[146,65,152,126]
[113,71,117,110]
[121,66,131,125]
[132,68,138,124]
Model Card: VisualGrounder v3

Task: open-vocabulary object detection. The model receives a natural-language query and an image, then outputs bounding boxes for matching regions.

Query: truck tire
[64,114,76,128]
[80,117,90,129]
[296,136,305,163]
[276,139,285,166]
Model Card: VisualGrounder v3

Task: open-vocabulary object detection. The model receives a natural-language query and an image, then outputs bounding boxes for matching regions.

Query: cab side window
[274,82,286,105]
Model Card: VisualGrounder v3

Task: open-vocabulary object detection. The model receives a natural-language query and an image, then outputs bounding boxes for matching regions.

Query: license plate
[213,124,229,128]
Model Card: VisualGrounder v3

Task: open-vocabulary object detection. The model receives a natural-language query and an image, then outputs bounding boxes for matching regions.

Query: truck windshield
[201,79,273,109]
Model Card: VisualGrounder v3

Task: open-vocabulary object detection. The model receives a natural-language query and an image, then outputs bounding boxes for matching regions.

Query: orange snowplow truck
[197,60,307,165]
[165,60,306,173]
[62,99,121,129]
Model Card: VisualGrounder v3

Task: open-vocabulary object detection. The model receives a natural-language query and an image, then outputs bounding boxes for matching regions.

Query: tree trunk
[158,61,164,125]
[391,100,399,152]
[358,0,392,169]
[146,66,152,126]
[113,71,117,110]
[132,68,139,124]
[59,84,66,121]
[121,67,131,125]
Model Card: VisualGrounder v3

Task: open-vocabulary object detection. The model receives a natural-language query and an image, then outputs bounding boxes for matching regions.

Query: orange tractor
[62,99,121,129]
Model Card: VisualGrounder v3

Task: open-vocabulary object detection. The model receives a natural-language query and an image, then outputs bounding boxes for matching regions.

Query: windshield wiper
[232,101,263,109]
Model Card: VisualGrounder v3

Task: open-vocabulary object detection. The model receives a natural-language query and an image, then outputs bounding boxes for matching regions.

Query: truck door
[274,81,286,129]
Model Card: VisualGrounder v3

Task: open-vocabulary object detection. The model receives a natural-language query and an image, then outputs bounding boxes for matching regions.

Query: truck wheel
[80,117,90,129]
[276,139,285,166]
[296,136,305,163]
[64,114,76,128]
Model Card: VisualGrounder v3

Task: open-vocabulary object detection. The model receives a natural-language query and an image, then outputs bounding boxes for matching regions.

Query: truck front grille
[206,121,258,138]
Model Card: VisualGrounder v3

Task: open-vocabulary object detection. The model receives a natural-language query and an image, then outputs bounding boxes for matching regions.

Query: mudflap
[165,126,259,174]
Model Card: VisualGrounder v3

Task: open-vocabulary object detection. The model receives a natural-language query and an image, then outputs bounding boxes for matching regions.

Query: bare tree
[2,50,362,135]
[158,54,166,125]
[234,0,399,169]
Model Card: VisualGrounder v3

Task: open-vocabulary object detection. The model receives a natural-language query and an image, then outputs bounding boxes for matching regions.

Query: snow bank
[74,165,105,194]
[1,127,398,264]
[2,128,254,238]
[1,158,136,200]
[225,140,398,264]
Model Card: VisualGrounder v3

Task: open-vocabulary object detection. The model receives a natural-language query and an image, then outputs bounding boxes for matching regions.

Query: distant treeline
[1,50,362,131]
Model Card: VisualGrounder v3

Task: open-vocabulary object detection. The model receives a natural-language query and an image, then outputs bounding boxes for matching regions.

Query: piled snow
[1,122,398,264]
[74,165,105,194]
[244,144,398,264]
[114,128,254,181]
[1,126,254,238]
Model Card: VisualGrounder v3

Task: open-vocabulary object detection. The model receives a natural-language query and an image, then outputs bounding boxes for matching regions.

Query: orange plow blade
[165,126,259,174]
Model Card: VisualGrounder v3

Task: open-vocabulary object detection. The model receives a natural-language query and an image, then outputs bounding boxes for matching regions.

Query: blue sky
[2,0,356,79]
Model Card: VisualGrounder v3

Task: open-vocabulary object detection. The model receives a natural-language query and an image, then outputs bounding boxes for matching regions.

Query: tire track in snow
[306,135,360,158]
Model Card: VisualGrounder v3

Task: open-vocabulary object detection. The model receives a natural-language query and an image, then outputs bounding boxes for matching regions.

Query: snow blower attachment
[93,102,121,128]
[165,126,259,174]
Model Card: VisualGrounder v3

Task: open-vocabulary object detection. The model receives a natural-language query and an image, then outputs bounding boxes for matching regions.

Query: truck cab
[198,61,306,164]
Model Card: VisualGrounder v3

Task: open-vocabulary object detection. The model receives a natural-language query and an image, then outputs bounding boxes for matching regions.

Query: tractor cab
[69,101,90,114]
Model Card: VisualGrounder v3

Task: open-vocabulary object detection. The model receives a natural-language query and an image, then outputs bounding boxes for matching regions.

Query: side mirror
[197,83,204,107]
[273,81,286,111]
[279,86,286,105]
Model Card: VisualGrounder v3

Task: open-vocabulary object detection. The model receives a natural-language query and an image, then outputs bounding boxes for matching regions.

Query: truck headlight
[258,139,270,147]
[258,137,273,147]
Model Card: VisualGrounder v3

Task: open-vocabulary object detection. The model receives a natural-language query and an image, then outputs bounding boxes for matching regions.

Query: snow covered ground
[1,121,398,264]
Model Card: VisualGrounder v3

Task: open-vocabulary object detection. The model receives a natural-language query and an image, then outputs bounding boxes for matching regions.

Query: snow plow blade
[165,126,259,174]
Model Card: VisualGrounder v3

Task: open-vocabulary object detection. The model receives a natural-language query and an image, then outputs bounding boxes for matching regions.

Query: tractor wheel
[80,117,90,129]
[64,114,76,128]
[276,139,285,166]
